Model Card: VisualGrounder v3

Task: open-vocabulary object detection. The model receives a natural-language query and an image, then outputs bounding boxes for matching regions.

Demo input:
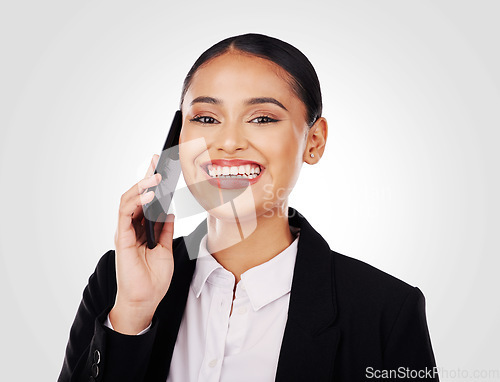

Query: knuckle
[118,205,126,215]
[120,192,129,203]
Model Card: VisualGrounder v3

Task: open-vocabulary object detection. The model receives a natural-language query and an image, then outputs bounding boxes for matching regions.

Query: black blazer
[59,207,438,381]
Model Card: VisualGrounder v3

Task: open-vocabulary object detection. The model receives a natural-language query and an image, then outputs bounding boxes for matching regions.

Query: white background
[1,1,498,380]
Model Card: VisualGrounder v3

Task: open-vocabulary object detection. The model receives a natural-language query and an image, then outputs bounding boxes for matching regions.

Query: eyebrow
[190,96,288,112]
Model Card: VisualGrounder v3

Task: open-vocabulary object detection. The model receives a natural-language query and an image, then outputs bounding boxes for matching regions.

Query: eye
[190,115,219,125]
[249,115,279,124]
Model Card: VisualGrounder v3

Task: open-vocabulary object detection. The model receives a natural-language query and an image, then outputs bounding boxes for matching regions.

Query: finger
[131,174,161,224]
[145,154,160,178]
[121,173,162,207]
[138,173,162,195]
[132,154,160,223]
[131,173,162,225]
[116,154,160,247]
[117,190,156,238]
[135,219,147,245]
[131,202,145,225]
[132,213,145,240]
[157,214,175,253]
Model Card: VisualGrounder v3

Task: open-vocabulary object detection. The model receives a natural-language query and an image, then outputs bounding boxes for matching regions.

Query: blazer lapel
[144,207,339,381]
[275,207,340,382]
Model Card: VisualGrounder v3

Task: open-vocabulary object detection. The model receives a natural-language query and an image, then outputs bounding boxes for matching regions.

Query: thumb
[157,213,175,250]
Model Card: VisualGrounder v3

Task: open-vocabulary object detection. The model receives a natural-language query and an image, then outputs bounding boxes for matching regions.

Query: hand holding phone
[109,111,183,334]
[143,110,183,249]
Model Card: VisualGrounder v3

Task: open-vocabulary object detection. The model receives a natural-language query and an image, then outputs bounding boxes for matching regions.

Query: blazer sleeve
[382,287,439,381]
[58,250,159,382]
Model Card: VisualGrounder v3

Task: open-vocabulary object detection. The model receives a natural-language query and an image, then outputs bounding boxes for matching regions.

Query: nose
[215,121,248,154]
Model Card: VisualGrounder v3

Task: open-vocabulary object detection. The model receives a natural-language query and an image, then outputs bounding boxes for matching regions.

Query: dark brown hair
[179,33,322,128]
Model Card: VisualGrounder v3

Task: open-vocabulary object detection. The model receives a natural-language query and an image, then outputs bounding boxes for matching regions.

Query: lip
[200,158,265,189]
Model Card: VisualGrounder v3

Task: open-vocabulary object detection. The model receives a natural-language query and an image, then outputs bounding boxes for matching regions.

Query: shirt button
[91,363,99,378]
[208,359,218,368]
[237,306,248,315]
[93,349,101,364]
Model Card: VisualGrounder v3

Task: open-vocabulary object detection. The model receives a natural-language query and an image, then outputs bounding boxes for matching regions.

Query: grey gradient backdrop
[1,1,499,381]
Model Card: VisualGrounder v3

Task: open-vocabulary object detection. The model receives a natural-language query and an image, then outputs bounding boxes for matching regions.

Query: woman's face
[179,51,316,222]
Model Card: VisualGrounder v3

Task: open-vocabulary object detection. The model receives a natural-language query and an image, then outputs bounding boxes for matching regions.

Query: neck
[206,203,294,283]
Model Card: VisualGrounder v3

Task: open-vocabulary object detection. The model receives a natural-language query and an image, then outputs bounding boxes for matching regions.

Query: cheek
[178,129,208,181]
[265,136,302,181]
[179,147,194,188]
[179,134,191,172]
[254,135,303,206]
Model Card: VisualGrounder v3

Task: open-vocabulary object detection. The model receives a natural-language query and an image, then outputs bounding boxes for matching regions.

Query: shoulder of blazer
[289,205,425,330]
[330,249,429,348]
[279,207,437,380]
[332,250,416,301]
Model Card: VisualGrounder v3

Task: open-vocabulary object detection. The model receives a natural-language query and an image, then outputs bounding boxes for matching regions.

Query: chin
[186,183,255,221]
[206,199,260,242]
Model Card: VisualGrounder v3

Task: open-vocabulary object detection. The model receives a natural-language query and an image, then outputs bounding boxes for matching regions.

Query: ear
[304,117,328,164]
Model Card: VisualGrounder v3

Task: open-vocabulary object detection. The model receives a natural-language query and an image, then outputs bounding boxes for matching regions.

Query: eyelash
[189,115,279,125]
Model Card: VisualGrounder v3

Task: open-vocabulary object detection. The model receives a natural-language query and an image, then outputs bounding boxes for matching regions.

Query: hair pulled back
[180,33,322,128]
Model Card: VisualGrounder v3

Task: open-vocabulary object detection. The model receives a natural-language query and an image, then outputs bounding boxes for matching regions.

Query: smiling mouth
[200,160,265,189]
[203,163,262,179]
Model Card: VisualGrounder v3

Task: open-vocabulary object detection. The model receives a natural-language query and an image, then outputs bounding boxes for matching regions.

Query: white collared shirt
[167,227,300,382]
[106,227,300,382]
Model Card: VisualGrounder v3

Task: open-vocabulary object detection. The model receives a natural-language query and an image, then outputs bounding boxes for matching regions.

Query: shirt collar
[191,234,228,298]
[191,226,301,311]
[241,229,300,311]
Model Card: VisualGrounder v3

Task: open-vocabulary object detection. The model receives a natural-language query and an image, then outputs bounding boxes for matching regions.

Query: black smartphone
[143,110,183,249]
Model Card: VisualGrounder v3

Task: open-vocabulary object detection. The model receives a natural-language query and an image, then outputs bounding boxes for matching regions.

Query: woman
[59,33,438,381]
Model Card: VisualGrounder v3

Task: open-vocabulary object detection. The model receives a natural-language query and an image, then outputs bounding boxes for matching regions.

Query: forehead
[186,52,298,104]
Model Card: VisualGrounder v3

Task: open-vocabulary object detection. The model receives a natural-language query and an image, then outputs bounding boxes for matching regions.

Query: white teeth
[205,164,263,179]
[250,167,260,175]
